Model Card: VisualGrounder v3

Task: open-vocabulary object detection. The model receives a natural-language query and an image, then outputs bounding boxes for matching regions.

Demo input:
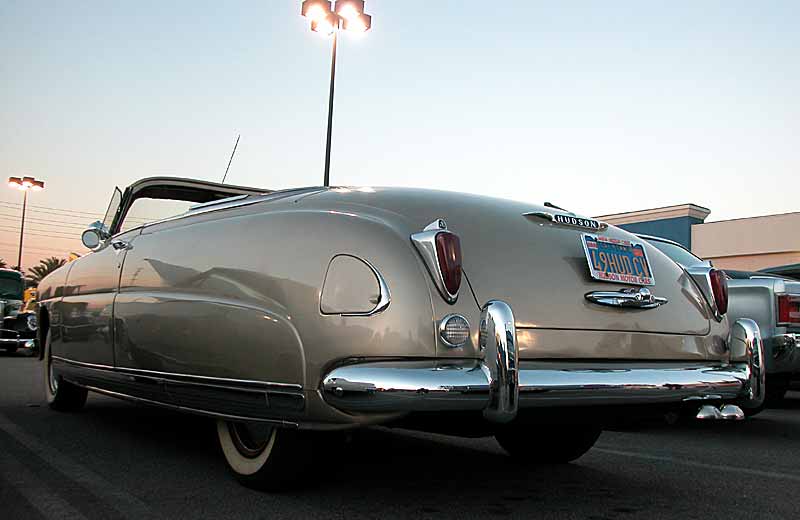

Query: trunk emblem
[525,211,608,231]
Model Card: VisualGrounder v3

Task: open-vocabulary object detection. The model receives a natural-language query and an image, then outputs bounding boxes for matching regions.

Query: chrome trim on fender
[51,356,302,390]
[686,265,725,321]
[729,318,765,410]
[340,257,391,317]
[410,219,458,304]
[479,300,518,423]
[77,384,299,428]
[585,287,667,309]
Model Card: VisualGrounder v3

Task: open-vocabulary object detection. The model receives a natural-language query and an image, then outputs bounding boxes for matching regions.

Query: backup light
[440,314,470,347]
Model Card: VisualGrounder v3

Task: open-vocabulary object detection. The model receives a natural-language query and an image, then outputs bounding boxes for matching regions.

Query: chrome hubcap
[227,422,274,459]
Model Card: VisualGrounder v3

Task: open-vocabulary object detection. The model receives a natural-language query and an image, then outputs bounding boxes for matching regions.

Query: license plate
[581,234,655,286]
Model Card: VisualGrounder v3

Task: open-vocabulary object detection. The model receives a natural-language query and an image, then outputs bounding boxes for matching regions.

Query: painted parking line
[0,413,160,520]
[0,446,88,520]
[595,446,800,482]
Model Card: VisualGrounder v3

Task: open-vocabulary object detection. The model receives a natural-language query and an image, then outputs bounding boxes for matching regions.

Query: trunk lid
[458,204,711,335]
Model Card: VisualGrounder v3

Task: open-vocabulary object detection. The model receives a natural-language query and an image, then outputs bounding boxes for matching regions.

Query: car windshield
[0,277,23,300]
[647,239,704,268]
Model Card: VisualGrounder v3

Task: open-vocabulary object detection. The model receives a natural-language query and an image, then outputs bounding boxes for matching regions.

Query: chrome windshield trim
[585,287,668,309]
[189,194,250,211]
[410,219,458,304]
[51,356,302,390]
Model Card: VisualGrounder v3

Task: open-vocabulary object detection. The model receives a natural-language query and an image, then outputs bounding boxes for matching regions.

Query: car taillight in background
[435,232,462,297]
[777,294,800,326]
[709,269,728,316]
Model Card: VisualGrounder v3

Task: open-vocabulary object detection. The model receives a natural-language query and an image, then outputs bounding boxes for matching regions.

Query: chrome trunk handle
[585,287,667,309]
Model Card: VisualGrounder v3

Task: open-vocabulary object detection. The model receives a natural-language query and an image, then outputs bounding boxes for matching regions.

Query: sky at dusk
[1,1,798,268]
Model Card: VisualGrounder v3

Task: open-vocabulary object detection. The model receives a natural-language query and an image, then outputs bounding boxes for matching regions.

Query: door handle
[585,287,667,309]
[111,240,132,251]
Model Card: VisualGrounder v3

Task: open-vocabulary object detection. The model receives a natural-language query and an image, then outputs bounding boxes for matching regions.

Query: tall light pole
[301,0,372,187]
[7,176,45,272]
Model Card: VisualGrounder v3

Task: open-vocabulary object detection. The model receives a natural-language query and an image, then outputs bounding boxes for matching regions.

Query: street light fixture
[7,176,45,272]
[301,0,372,187]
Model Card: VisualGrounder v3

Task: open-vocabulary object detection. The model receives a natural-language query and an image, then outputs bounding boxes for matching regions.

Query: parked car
[640,234,799,408]
[0,268,37,353]
[37,177,765,490]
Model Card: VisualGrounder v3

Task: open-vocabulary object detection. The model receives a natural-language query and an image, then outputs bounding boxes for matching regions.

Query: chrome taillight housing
[411,219,462,303]
[687,266,729,321]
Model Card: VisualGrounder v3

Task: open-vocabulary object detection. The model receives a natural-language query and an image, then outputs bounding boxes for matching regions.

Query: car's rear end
[318,189,765,427]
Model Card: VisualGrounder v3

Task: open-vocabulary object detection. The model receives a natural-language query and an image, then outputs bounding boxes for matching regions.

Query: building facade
[597,205,800,275]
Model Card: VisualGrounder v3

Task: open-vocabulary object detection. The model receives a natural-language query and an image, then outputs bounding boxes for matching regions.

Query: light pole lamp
[301,0,372,187]
[7,176,45,272]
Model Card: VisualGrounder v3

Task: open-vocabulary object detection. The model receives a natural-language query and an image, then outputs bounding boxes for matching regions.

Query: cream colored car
[38,177,764,490]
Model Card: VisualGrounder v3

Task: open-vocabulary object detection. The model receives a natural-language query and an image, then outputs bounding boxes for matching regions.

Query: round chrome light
[439,314,470,347]
[26,314,38,332]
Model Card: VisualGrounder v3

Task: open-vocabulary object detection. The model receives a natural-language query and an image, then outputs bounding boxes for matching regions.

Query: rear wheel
[43,330,87,411]
[216,420,316,490]
[495,424,602,463]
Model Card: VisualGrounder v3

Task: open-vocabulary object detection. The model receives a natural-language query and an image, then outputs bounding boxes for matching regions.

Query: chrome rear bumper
[321,302,765,423]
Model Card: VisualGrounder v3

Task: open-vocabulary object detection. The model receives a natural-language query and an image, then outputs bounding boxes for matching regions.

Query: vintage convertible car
[37,177,764,489]
[1,268,38,353]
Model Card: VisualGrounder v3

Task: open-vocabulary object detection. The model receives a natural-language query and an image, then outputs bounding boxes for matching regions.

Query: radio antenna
[221,134,240,184]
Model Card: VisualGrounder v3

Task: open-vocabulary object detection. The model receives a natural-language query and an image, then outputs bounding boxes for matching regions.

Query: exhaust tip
[696,405,722,420]
[719,404,745,421]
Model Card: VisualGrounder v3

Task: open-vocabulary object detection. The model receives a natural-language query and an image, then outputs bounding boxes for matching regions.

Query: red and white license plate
[581,234,655,286]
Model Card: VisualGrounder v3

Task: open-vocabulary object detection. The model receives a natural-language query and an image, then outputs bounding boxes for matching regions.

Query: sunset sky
[2,1,798,269]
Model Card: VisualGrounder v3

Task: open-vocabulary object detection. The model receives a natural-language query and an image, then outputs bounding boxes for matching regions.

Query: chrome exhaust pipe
[696,404,745,421]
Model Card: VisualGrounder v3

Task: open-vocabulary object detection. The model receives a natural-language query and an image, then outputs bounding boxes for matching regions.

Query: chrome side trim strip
[729,318,765,409]
[479,300,518,423]
[76,384,299,428]
[51,356,302,391]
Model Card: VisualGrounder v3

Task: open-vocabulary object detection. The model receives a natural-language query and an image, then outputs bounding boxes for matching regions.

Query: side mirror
[81,221,110,250]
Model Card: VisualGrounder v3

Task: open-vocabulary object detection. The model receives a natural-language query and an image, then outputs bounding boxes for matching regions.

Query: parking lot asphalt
[1,352,799,520]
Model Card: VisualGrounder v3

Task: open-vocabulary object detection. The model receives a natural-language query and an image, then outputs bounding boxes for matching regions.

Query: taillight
[435,232,462,297]
[777,295,800,326]
[709,269,728,315]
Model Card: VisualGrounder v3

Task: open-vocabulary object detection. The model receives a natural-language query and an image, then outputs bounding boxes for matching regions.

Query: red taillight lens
[435,232,462,297]
[778,295,800,325]
[709,269,728,315]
